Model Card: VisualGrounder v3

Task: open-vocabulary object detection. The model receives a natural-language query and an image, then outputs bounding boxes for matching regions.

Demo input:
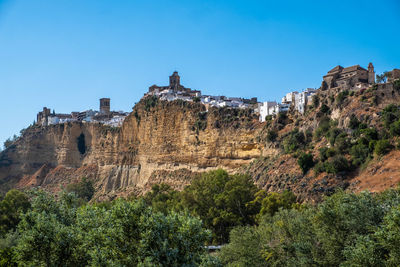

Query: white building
[259,101,278,122]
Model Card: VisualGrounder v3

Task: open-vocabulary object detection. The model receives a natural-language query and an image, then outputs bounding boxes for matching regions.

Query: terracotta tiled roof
[328,65,343,73]
[342,65,366,73]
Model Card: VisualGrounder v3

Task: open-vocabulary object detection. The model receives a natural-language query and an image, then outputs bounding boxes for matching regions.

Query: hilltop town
[35,63,400,129]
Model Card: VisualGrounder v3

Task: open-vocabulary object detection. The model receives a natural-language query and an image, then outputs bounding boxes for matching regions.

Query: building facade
[322,63,375,90]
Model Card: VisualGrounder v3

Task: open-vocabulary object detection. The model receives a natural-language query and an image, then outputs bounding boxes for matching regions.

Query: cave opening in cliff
[77,133,86,155]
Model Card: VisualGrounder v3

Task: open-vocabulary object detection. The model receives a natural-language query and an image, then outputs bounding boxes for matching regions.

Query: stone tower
[368,62,375,84]
[100,98,110,114]
[169,71,180,90]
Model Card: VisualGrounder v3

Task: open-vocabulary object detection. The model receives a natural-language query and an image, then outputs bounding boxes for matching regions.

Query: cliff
[0,98,264,200]
[2,81,400,201]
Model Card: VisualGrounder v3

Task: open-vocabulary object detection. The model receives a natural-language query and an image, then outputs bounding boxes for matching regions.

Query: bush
[66,177,95,201]
[283,129,305,153]
[336,90,349,107]
[266,130,278,142]
[298,153,314,174]
[348,114,360,130]
[328,128,343,146]
[324,155,350,174]
[382,104,400,128]
[312,95,320,108]
[374,140,392,156]
[393,79,400,91]
[3,135,18,150]
[350,143,370,166]
[258,190,297,217]
[319,147,336,161]
[144,95,158,111]
[314,117,331,139]
[320,104,330,114]
[389,120,400,136]
[314,161,326,174]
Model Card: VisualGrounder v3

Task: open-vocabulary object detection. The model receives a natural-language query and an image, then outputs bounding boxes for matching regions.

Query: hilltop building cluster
[35,63,400,127]
[146,72,258,109]
[36,98,128,127]
[258,63,400,122]
[258,88,318,122]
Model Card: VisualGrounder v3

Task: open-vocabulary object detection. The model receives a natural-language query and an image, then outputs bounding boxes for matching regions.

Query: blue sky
[0,0,399,147]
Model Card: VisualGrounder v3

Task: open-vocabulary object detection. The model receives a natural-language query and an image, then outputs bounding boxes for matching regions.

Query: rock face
[0,99,263,199]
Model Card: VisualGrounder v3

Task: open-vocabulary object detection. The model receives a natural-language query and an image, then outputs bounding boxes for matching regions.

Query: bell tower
[169,71,180,90]
[100,98,110,114]
[368,62,375,84]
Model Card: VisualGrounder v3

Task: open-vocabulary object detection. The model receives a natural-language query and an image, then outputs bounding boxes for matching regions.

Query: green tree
[350,143,370,166]
[65,177,95,201]
[14,190,211,266]
[142,183,179,214]
[313,191,383,266]
[179,170,259,243]
[258,190,297,217]
[297,152,314,174]
[374,139,392,156]
[324,155,350,174]
[0,190,30,236]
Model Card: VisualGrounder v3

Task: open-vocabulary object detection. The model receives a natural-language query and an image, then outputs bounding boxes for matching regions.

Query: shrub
[266,130,278,142]
[335,133,350,152]
[382,104,400,128]
[348,114,360,130]
[144,95,158,111]
[336,90,349,106]
[298,153,315,174]
[320,104,330,114]
[283,129,305,154]
[324,155,350,174]
[319,147,336,162]
[393,79,400,92]
[314,117,331,139]
[3,135,18,150]
[277,112,287,124]
[350,143,370,166]
[66,177,95,201]
[312,95,320,108]
[328,128,343,146]
[259,190,297,217]
[314,162,326,174]
[389,120,400,136]
[374,140,392,156]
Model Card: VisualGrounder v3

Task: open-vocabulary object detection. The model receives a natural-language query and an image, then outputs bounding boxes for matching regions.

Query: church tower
[169,71,180,90]
[100,98,110,114]
[368,62,375,84]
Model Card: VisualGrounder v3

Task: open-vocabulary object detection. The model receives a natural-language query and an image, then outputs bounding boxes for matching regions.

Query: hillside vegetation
[2,170,400,266]
[246,81,400,201]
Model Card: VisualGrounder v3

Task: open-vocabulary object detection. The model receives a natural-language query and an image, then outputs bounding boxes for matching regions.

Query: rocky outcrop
[0,99,264,199]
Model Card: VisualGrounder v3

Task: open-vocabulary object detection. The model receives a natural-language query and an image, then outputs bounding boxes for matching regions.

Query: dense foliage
[0,190,213,266]
[142,170,268,244]
[220,187,400,266]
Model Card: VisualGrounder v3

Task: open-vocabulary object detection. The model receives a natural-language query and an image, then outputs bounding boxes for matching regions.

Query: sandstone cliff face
[3,84,400,201]
[0,99,264,199]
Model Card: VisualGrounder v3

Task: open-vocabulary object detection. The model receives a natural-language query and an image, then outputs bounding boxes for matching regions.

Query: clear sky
[0,0,399,148]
